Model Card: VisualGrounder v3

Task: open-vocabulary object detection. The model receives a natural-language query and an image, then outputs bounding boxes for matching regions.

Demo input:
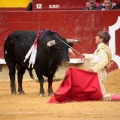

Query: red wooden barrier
[0,10,120,57]
[0,1,119,75]
[0,10,120,71]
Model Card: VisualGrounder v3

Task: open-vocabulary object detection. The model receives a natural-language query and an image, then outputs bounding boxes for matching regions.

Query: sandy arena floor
[0,69,120,120]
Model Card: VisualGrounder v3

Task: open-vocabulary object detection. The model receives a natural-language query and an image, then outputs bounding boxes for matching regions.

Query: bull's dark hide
[4,29,73,96]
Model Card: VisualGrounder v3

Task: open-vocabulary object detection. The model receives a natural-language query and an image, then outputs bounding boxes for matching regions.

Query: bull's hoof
[19,92,25,95]
[11,88,17,95]
[11,92,17,95]
[48,93,53,96]
[18,90,25,95]
[39,94,46,97]
[18,89,25,95]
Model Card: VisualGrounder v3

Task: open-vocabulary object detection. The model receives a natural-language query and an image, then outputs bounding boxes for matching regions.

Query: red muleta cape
[48,67,102,103]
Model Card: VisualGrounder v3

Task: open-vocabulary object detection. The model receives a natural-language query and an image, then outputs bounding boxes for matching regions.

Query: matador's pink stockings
[111,94,120,101]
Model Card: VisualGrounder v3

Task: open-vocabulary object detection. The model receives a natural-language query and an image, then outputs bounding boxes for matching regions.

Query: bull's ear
[47,40,56,47]
[66,39,79,43]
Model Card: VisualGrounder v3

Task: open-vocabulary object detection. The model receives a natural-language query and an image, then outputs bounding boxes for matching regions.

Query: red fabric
[48,67,102,103]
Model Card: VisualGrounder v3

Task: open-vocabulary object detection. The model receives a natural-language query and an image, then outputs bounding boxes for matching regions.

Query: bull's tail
[27,69,35,80]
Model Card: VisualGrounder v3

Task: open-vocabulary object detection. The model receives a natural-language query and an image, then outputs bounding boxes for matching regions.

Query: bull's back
[4,30,38,63]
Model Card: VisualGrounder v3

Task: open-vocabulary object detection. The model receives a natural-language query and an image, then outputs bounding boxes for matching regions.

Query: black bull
[4,30,78,96]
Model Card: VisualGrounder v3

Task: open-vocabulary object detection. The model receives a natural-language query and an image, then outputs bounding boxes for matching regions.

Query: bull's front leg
[35,69,45,96]
[39,79,45,97]
[48,76,54,96]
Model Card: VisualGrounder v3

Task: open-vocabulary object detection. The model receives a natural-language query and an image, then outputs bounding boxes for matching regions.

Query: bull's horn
[66,39,79,43]
[47,40,56,47]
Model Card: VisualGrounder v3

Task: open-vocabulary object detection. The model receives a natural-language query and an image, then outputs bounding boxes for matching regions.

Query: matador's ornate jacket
[85,43,112,100]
